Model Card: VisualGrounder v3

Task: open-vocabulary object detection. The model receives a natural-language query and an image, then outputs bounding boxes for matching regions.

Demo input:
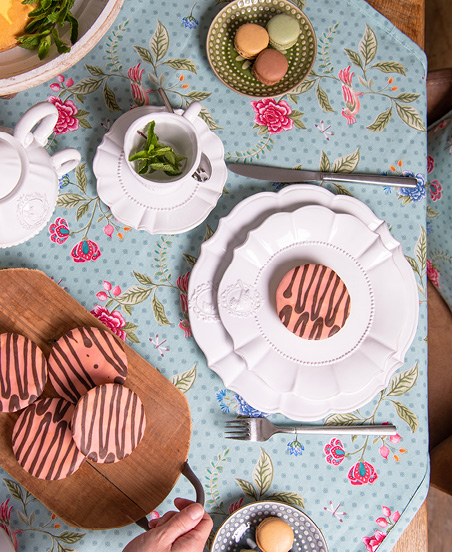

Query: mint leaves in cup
[129,121,187,177]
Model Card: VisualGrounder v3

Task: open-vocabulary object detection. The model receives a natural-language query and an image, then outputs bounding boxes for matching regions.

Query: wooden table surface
[365,2,428,551]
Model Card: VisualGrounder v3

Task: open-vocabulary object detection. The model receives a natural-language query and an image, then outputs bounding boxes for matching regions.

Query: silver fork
[225,417,397,441]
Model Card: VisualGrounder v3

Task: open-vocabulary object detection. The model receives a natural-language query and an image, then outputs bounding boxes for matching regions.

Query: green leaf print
[332,183,353,196]
[170,363,197,393]
[359,24,378,65]
[235,478,258,500]
[395,92,421,103]
[324,412,361,425]
[186,91,212,102]
[58,531,84,544]
[163,58,197,73]
[386,363,418,396]
[116,285,153,305]
[294,79,317,95]
[152,293,171,326]
[133,271,155,286]
[56,193,86,208]
[75,162,87,193]
[204,224,215,242]
[103,82,121,111]
[415,226,427,274]
[344,48,363,69]
[405,255,421,278]
[68,76,104,94]
[183,253,197,268]
[4,479,25,502]
[134,45,154,64]
[76,202,90,221]
[266,491,305,509]
[370,61,406,75]
[199,106,222,130]
[316,83,334,112]
[319,150,331,172]
[395,103,426,132]
[390,400,419,433]
[427,205,440,219]
[253,448,273,497]
[85,64,106,76]
[150,20,169,63]
[366,107,393,132]
[331,148,360,173]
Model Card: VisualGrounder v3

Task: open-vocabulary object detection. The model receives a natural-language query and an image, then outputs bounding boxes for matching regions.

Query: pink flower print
[179,318,192,338]
[47,96,79,134]
[112,285,121,296]
[96,291,108,301]
[429,179,442,201]
[0,499,20,550]
[324,438,346,466]
[382,506,391,518]
[104,223,114,238]
[427,259,440,288]
[392,510,401,523]
[177,271,190,315]
[70,239,101,263]
[56,74,65,83]
[229,497,244,514]
[251,98,293,134]
[363,530,386,552]
[427,155,434,174]
[347,461,378,485]
[103,281,112,291]
[389,433,402,445]
[379,444,390,459]
[127,63,150,106]
[50,83,61,92]
[91,305,127,341]
[49,217,70,244]
[376,517,388,528]
[66,78,74,87]
[339,66,363,125]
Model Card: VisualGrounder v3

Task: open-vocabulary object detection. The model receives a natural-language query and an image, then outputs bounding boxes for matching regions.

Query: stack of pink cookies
[0,327,146,481]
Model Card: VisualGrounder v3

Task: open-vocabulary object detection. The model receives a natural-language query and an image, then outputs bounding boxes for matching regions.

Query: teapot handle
[51,149,81,177]
[14,102,59,148]
[182,101,201,122]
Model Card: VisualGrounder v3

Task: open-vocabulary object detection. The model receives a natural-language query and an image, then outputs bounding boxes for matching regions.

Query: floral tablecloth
[0,0,429,551]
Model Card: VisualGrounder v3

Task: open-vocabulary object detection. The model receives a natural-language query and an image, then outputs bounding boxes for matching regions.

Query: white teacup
[124,101,202,189]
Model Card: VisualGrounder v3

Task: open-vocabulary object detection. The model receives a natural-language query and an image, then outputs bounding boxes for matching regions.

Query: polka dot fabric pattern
[0,0,428,551]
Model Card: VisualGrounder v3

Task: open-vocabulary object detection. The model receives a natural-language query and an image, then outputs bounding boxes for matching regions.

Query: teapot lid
[0,134,25,199]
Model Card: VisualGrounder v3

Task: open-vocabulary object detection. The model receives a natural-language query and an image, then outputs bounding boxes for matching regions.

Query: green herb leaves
[129,121,187,176]
[17,0,79,60]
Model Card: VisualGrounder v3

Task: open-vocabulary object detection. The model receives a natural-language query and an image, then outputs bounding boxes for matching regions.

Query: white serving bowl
[0,0,124,97]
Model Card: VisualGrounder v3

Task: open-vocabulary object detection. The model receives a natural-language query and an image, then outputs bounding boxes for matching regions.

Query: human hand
[122,498,213,552]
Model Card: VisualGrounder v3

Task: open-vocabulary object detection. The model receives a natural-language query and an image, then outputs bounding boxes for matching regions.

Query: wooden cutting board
[0,268,192,530]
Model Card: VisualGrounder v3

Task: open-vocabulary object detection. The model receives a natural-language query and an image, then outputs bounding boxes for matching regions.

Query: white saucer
[93,106,227,234]
[188,185,419,420]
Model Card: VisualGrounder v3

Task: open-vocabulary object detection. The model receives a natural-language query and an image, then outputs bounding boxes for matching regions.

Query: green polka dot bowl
[206,0,317,99]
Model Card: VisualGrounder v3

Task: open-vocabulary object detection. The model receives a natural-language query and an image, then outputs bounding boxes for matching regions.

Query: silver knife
[227,163,418,188]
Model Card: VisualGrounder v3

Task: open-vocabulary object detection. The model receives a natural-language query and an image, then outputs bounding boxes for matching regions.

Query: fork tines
[224,419,250,440]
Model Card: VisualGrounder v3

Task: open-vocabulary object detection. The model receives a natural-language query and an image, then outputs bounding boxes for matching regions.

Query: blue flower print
[287,438,304,456]
[427,220,433,235]
[58,174,70,189]
[398,171,426,203]
[216,389,268,417]
[182,3,198,29]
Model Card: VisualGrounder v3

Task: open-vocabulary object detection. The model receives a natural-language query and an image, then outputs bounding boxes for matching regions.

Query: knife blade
[227,163,418,188]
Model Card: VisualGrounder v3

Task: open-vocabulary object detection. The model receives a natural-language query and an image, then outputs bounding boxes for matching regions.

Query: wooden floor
[425,0,452,548]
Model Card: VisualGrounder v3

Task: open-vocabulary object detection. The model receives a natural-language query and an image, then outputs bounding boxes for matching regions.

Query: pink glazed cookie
[48,327,128,403]
[12,397,86,480]
[71,383,146,464]
[0,333,48,413]
[276,264,351,340]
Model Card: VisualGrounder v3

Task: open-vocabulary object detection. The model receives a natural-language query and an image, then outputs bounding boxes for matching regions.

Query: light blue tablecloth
[0,1,428,551]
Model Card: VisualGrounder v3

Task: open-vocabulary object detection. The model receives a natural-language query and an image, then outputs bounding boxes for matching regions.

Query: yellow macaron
[255,516,295,552]
[234,23,269,59]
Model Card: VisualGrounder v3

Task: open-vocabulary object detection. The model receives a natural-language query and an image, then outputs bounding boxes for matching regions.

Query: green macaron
[266,14,300,52]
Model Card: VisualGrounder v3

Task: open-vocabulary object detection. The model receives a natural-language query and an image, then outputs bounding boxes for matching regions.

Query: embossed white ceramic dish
[217,204,410,401]
[0,0,124,96]
[211,500,328,552]
[93,106,227,234]
[188,186,418,420]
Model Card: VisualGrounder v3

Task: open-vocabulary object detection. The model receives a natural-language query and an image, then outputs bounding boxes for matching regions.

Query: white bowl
[0,0,124,96]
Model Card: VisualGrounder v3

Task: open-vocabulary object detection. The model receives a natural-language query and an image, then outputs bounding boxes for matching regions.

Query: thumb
[156,503,205,544]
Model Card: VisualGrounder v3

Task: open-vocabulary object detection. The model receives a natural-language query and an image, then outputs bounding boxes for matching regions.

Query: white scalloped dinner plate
[188,185,418,420]
[93,106,227,234]
[217,204,410,400]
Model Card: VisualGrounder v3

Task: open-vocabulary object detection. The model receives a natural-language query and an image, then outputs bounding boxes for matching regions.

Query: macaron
[252,48,288,86]
[255,516,295,552]
[266,14,300,52]
[256,517,294,552]
[234,23,269,59]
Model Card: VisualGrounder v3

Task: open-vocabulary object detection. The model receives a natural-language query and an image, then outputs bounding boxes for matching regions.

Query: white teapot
[0,102,81,248]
